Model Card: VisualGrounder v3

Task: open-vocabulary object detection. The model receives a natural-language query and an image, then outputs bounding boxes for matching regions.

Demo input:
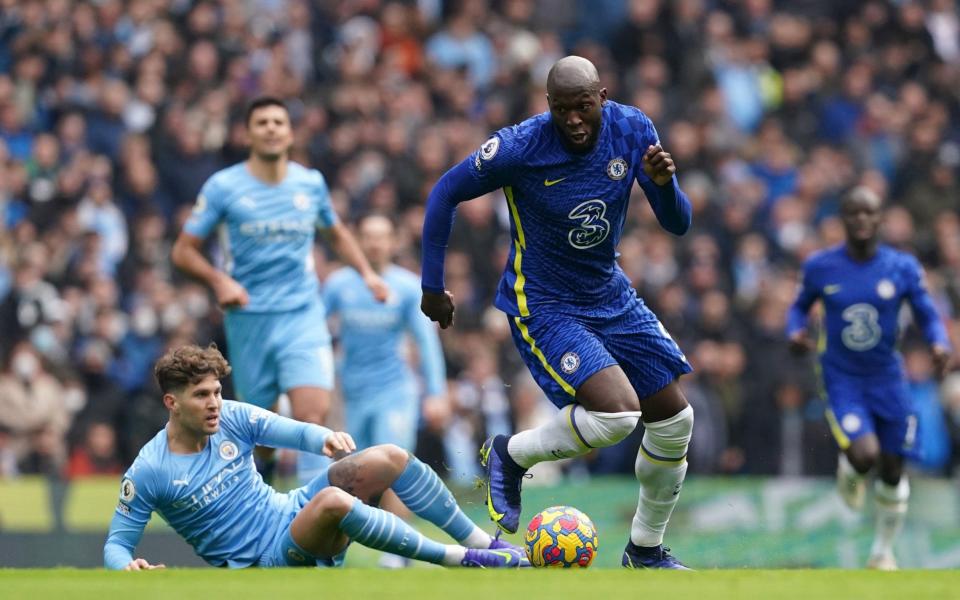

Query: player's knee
[847,446,878,474]
[578,409,641,447]
[310,487,355,519]
[372,443,409,473]
[639,405,694,461]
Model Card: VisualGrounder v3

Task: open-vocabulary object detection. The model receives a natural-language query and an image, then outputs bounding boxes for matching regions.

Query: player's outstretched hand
[642,144,676,186]
[788,330,814,355]
[364,272,390,303]
[124,558,166,571]
[212,273,249,308]
[932,344,952,380]
[324,431,357,460]
[421,290,455,329]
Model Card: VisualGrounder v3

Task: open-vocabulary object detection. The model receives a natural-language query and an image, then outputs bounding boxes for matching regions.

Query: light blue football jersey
[184,162,337,312]
[103,400,331,569]
[787,244,950,376]
[323,265,445,397]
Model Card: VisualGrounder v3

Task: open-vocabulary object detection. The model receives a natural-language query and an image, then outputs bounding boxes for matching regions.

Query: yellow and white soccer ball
[524,505,599,568]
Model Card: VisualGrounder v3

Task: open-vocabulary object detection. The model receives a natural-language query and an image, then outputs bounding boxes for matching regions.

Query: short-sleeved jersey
[105,400,323,568]
[323,265,445,397]
[183,162,338,313]
[787,244,951,376]
[466,101,660,317]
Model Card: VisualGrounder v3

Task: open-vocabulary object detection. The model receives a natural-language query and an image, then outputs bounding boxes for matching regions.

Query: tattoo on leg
[329,459,360,495]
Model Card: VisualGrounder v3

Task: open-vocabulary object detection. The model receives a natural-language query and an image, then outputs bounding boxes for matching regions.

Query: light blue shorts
[343,379,419,451]
[258,468,348,568]
[224,301,334,409]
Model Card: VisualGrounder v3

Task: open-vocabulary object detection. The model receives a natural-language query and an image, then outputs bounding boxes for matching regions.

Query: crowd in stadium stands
[1,0,959,486]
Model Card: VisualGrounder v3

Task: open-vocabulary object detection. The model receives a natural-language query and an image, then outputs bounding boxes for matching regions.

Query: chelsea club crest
[607,157,627,180]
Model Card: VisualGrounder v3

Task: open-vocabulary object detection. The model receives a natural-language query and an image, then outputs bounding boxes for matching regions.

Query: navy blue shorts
[821,362,917,457]
[508,296,692,408]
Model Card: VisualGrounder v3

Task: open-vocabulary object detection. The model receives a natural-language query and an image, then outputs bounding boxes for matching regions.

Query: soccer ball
[524,505,599,568]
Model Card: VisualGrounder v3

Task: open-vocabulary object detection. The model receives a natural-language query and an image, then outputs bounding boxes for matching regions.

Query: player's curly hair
[154,344,231,395]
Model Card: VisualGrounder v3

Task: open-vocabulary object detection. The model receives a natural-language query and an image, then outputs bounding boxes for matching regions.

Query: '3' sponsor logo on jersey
[567,199,610,250]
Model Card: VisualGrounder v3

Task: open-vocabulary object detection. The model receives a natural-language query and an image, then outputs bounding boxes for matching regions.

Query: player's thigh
[866,373,918,457]
[288,488,353,561]
[276,302,335,392]
[821,366,876,450]
[603,303,693,403]
[288,386,331,424]
[508,312,616,409]
[223,310,281,408]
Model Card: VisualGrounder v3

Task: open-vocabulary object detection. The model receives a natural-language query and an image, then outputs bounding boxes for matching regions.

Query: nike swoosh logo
[824,284,841,295]
[544,177,567,187]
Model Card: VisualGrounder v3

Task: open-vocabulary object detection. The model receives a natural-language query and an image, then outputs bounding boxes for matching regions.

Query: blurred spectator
[0,340,71,473]
[66,421,122,478]
[0,0,957,481]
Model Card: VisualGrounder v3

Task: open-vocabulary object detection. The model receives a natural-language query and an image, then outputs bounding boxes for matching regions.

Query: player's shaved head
[841,185,882,212]
[840,185,883,251]
[546,56,607,152]
[546,56,601,96]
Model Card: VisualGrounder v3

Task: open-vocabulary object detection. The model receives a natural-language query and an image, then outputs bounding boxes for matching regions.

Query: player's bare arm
[326,222,389,302]
[171,232,250,308]
[420,290,455,329]
[642,144,676,186]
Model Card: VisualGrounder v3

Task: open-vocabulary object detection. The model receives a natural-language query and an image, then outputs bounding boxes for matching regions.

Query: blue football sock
[297,451,331,487]
[339,498,447,564]
[391,455,479,544]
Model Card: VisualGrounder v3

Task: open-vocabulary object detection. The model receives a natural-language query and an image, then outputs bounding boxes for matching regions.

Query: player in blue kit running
[787,186,952,570]
[420,56,694,569]
[171,97,389,485]
[103,345,526,570]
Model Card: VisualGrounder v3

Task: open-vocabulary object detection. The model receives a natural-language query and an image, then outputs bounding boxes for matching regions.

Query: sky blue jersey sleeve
[403,282,446,396]
[312,169,338,229]
[633,117,691,236]
[103,462,160,569]
[904,256,952,349]
[182,175,227,239]
[786,259,819,337]
[225,400,332,454]
[421,131,522,293]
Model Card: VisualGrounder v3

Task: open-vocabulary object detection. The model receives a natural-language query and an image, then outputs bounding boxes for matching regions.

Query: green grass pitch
[2,568,959,600]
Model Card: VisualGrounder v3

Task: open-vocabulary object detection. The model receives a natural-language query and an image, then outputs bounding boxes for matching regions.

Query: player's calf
[630,405,693,555]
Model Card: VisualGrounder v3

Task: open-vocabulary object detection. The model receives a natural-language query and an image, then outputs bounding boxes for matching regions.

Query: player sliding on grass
[103,344,527,570]
[787,186,952,570]
[420,56,694,569]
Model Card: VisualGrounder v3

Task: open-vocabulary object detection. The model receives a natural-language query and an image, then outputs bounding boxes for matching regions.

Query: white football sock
[507,404,641,469]
[631,406,693,547]
[871,477,909,558]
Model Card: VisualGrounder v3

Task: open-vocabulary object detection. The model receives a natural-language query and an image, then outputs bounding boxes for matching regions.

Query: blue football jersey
[423,101,689,318]
[323,265,445,397]
[787,244,950,376]
[183,162,338,312]
[103,400,330,569]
